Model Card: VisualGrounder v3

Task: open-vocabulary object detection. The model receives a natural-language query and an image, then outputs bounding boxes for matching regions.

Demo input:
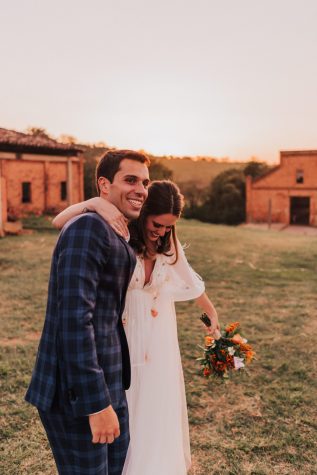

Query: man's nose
[135,182,148,196]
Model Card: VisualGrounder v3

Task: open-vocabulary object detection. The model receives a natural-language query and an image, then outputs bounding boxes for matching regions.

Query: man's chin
[124,209,142,220]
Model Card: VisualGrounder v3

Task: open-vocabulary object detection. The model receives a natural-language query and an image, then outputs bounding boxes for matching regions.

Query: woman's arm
[52,197,129,239]
[195,292,220,337]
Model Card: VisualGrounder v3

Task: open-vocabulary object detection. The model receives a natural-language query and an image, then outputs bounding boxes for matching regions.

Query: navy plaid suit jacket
[25,212,136,418]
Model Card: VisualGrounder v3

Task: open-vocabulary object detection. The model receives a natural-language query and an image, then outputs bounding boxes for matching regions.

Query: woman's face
[145,213,178,242]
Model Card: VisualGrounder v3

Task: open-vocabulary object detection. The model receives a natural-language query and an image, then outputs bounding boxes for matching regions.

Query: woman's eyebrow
[153,221,172,228]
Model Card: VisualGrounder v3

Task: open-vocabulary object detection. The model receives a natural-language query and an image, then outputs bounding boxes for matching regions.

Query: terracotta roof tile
[0,128,82,155]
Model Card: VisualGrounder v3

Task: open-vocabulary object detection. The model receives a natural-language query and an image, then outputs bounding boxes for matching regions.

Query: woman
[53,180,219,475]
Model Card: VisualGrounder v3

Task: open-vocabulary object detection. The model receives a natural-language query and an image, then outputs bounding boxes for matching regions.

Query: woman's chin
[147,234,159,242]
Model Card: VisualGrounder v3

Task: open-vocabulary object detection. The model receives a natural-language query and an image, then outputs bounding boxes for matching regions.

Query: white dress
[122,240,205,475]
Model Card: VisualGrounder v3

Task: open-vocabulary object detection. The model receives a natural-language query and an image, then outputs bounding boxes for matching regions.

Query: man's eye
[126,177,136,184]
[143,180,150,188]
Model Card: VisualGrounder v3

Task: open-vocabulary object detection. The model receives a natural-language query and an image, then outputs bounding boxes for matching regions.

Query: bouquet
[197,314,255,379]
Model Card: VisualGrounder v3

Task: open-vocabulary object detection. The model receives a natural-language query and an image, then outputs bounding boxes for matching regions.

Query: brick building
[0,128,84,233]
[246,150,317,227]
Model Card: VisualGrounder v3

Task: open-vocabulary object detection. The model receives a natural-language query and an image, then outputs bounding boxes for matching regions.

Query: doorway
[290,197,310,225]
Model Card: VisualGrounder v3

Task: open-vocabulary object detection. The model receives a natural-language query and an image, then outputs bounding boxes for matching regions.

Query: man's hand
[89,405,120,444]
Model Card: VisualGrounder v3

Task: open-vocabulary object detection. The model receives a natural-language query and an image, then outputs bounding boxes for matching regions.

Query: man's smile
[127,198,144,209]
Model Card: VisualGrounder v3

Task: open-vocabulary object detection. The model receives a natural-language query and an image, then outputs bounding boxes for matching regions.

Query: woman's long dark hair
[128,180,184,263]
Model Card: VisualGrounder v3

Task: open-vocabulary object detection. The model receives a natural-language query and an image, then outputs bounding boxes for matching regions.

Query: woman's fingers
[107,215,129,238]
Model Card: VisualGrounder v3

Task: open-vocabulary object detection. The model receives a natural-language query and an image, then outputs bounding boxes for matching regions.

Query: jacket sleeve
[56,214,111,417]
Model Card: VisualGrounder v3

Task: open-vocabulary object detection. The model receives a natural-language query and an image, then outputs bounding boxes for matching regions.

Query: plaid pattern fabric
[39,402,129,475]
[25,213,135,471]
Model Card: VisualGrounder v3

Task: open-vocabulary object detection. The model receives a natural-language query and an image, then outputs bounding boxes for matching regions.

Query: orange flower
[205,336,214,347]
[214,361,227,372]
[231,333,244,344]
[151,309,158,317]
[203,368,211,377]
[225,322,240,334]
[245,350,255,363]
[237,342,253,353]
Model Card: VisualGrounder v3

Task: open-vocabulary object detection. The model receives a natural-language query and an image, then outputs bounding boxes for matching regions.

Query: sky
[1,0,317,163]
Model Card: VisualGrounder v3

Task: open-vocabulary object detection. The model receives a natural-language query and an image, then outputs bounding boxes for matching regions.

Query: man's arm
[57,214,111,417]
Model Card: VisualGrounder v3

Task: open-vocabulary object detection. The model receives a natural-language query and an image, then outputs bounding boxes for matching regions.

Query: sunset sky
[1,0,317,163]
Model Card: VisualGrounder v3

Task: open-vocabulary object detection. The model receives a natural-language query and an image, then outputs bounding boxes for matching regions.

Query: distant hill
[152,156,246,188]
[77,145,246,192]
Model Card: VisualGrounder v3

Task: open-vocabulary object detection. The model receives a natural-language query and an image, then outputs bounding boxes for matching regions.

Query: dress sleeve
[167,238,205,302]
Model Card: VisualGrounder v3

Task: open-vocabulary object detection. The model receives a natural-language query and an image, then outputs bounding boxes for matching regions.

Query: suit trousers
[39,405,129,475]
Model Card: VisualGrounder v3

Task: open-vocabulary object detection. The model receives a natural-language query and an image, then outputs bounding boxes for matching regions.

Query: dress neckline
[138,254,159,288]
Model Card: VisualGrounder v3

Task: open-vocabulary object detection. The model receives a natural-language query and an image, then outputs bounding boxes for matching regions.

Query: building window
[22,182,31,203]
[61,181,67,201]
[296,169,304,184]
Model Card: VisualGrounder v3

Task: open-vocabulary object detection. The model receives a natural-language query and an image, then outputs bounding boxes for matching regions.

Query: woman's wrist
[83,197,99,213]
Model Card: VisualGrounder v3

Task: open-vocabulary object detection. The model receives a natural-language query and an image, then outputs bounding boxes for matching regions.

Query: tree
[243,160,269,179]
[26,127,52,139]
[148,158,173,180]
[181,182,208,219]
[59,134,77,144]
[200,169,246,225]
[82,146,108,199]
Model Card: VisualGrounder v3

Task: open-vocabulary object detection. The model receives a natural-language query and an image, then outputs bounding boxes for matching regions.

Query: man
[25,150,150,474]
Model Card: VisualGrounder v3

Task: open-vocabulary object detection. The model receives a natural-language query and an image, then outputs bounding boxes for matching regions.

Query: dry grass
[1,221,317,474]
[156,157,245,187]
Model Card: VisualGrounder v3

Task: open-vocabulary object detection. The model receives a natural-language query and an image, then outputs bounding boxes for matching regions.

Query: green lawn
[1,221,316,474]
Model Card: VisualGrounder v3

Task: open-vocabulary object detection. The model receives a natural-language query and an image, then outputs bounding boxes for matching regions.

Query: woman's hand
[52,197,130,239]
[196,293,221,339]
[205,314,220,338]
[90,197,129,240]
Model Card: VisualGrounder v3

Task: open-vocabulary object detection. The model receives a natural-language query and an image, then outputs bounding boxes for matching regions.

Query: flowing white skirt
[122,289,191,475]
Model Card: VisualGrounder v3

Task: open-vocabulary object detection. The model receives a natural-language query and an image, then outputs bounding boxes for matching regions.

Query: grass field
[1,221,316,474]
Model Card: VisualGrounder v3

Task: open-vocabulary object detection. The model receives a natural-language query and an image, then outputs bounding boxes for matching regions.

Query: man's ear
[98,176,110,196]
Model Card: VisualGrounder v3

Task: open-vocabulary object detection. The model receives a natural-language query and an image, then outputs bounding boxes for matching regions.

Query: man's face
[101,159,150,220]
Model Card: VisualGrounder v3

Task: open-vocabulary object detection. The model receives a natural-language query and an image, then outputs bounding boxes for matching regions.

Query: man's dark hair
[95,149,150,194]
